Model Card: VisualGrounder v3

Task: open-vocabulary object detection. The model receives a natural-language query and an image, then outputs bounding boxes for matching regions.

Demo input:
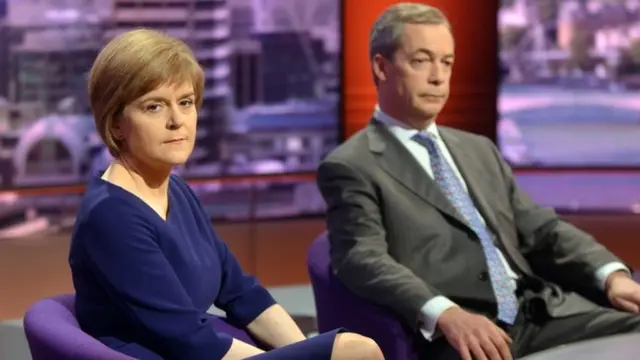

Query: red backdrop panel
[342,0,498,140]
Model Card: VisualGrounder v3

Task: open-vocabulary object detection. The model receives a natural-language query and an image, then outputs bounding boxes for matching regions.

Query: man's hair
[88,28,204,157]
[369,3,451,84]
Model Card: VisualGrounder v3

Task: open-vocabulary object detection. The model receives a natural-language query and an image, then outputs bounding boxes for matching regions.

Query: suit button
[478,271,488,281]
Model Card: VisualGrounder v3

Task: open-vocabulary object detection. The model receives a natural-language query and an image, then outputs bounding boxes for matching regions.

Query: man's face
[374,23,455,121]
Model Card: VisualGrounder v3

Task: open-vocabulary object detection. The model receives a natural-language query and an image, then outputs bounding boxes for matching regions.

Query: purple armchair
[308,232,421,360]
[24,294,258,360]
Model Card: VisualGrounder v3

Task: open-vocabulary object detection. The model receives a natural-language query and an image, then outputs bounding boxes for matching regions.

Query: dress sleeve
[174,176,277,327]
[213,236,277,327]
[79,198,233,360]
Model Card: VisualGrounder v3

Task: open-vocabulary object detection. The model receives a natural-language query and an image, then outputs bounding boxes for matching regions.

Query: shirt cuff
[418,296,458,341]
[595,262,630,290]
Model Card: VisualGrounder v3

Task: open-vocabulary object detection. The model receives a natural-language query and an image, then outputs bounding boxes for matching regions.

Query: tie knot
[412,132,438,152]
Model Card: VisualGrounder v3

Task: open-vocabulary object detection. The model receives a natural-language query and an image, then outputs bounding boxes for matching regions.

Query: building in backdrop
[498,0,640,167]
[0,0,341,236]
[497,0,640,213]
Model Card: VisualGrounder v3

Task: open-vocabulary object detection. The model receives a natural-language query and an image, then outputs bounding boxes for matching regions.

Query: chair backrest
[307,232,421,360]
[23,294,134,360]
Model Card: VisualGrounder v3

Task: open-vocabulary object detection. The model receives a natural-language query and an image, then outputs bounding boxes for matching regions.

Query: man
[317,3,640,360]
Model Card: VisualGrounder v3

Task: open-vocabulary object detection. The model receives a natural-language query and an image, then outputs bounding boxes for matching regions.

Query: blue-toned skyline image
[0,0,340,188]
[498,0,640,167]
[0,0,341,236]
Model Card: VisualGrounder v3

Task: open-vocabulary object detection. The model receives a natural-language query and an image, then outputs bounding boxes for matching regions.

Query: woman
[68,29,383,360]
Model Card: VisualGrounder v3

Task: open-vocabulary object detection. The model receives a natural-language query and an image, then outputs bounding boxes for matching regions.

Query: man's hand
[437,307,513,360]
[606,271,640,313]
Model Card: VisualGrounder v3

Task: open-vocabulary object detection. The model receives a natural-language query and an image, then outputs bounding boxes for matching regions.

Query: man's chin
[414,105,442,120]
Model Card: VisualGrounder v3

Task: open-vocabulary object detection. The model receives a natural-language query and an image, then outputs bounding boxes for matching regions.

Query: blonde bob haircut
[88,28,204,157]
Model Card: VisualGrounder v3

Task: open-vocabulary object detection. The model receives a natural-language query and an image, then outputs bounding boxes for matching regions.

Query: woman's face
[115,82,198,170]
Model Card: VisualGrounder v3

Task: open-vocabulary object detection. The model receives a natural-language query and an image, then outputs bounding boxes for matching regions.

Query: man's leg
[417,336,462,360]
[513,307,640,358]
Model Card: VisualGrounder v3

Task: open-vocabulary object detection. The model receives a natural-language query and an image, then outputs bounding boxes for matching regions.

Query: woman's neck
[102,158,171,203]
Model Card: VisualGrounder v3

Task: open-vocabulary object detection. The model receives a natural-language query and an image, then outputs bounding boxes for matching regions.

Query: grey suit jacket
[317,119,621,330]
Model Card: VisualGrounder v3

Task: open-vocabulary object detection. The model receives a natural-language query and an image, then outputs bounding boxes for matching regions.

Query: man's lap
[420,307,640,360]
[514,306,640,358]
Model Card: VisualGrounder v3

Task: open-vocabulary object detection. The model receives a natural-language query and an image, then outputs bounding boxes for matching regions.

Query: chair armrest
[311,275,421,360]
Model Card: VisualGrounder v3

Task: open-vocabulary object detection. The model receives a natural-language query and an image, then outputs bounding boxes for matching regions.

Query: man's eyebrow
[413,48,455,59]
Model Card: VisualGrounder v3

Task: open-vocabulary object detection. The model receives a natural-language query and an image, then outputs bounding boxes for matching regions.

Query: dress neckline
[92,174,175,223]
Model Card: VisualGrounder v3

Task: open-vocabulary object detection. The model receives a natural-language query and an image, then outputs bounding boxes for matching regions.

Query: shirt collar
[373,105,440,142]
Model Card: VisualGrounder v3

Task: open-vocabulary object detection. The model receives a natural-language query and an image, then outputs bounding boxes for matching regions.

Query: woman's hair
[88,28,204,157]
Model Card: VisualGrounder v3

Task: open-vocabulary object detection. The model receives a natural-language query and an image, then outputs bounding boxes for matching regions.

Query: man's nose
[428,64,445,85]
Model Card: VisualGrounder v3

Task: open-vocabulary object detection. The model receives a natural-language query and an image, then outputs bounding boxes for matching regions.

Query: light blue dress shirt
[373,106,629,340]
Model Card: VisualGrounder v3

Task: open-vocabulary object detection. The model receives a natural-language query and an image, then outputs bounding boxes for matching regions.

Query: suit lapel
[366,120,470,228]
[438,128,502,236]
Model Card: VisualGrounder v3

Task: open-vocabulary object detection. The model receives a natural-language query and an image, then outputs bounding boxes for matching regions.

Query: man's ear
[372,54,389,83]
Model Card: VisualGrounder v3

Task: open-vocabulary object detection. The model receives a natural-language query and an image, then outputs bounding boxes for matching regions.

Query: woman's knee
[331,332,384,360]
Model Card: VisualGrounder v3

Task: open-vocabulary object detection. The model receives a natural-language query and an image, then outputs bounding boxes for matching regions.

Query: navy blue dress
[69,175,343,359]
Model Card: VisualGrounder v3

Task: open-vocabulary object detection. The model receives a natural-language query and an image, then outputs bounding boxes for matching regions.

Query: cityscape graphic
[498,0,640,167]
[0,0,341,238]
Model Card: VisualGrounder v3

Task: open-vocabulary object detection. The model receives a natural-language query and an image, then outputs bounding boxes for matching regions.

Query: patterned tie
[413,133,519,324]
